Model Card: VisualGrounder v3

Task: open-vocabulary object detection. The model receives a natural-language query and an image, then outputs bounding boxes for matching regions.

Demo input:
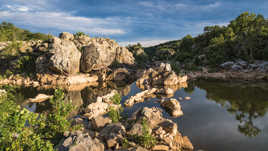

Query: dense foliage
[145,12,268,66]
[0,88,74,151]
[0,22,51,42]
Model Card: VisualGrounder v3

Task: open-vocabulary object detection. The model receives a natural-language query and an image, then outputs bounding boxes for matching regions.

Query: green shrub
[0,88,74,150]
[129,119,157,149]
[108,107,122,123]
[14,55,36,75]
[111,93,121,105]
[74,32,88,38]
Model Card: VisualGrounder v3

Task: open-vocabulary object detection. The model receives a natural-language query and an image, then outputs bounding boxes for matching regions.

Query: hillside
[144,12,268,67]
[0,22,51,42]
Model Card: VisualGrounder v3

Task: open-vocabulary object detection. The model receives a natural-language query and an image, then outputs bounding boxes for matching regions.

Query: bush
[129,119,157,149]
[0,88,74,150]
[108,107,122,123]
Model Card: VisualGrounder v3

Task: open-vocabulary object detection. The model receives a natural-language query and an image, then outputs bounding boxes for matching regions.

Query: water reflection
[195,80,268,137]
[3,79,268,151]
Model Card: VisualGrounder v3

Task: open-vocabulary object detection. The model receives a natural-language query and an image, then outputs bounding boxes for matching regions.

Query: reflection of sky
[121,83,268,151]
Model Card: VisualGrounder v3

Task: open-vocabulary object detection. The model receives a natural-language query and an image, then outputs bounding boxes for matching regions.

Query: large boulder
[80,38,135,73]
[160,99,183,117]
[80,38,118,72]
[36,33,81,75]
[57,131,104,151]
[49,37,81,74]
[115,47,135,65]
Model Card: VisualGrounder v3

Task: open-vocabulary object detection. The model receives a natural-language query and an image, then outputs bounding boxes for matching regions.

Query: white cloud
[119,39,173,47]
[0,3,126,35]
[139,1,221,11]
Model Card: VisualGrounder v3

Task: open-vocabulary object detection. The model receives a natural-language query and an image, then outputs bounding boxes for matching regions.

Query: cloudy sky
[0,0,267,46]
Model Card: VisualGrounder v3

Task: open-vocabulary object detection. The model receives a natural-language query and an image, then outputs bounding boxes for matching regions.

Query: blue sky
[0,0,267,46]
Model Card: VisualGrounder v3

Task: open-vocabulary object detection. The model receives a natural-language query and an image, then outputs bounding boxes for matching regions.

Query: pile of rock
[136,63,187,89]
[126,107,193,151]
[220,59,268,73]
[83,90,121,119]
[36,32,135,75]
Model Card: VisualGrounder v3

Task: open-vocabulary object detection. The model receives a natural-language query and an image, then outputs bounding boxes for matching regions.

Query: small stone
[152,145,169,151]
[184,96,191,100]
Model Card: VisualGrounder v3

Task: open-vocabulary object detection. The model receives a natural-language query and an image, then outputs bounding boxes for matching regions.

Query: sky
[0,0,267,47]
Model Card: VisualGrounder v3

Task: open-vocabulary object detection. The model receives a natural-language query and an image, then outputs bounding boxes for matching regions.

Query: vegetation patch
[0,88,75,151]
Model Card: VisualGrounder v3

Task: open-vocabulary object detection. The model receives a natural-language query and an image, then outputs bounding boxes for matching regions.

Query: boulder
[140,107,164,128]
[36,34,81,75]
[231,64,242,71]
[236,59,248,67]
[59,32,74,41]
[116,47,135,65]
[161,99,183,117]
[57,131,104,151]
[220,61,235,69]
[136,63,187,89]
[92,115,112,129]
[84,99,109,119]
[99,123,126,148]
[73,34,91,50]
[80,38,118,72]
[128,123,144,136]
[28,94,52,103]
[49,37,81,74]
[124,88,157,107]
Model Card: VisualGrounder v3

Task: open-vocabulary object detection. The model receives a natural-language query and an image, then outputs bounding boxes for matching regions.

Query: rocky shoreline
[1,31,268,151]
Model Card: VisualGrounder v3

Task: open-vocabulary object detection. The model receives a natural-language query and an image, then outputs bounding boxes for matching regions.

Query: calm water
[8,80,268,151]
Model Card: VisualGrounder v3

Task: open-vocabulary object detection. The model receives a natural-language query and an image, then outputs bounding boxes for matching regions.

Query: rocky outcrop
[220,59,268,73]
[36,35,81,75]
[116,47,135,65]
[36,74,98,86]
[124,88,157,107]
[80,38,118,72]
[84,90,121,119]
[136,63,187,90]
[73,34,91,50]
[57,130,105,151]
[80,38,135,73]
[160,99,183,117]
[126,107,193,151]
[99,123,126,148]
